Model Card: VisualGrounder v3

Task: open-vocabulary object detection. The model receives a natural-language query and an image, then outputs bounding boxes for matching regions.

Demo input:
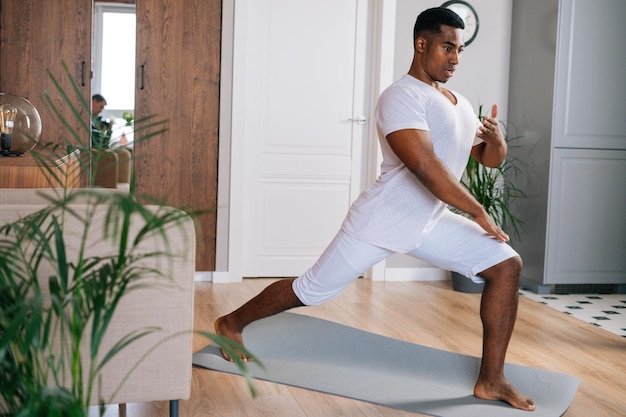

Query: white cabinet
[551,0,626,151]
[545,149,626,285]
[508,0,626,293]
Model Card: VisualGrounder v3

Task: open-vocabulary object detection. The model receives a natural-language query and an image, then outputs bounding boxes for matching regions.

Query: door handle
[349,116,367,125]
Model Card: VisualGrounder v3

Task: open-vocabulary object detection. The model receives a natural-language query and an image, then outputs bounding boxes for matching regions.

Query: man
[91,94,107,117]
[216,7,535,412]
[91,94,111,147]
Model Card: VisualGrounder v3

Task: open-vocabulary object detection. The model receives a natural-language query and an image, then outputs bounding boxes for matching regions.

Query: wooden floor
[93,278,626,417]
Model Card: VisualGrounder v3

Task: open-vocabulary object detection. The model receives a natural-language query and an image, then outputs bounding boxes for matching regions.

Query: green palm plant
[459,104,526,241]
[450,105,527,293]
[0,64,259,416]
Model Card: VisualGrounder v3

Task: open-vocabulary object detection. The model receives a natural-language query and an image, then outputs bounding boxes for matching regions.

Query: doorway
[220,0,375,280]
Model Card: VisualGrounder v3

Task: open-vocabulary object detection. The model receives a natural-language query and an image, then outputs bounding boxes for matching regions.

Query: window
[92,3,136,118]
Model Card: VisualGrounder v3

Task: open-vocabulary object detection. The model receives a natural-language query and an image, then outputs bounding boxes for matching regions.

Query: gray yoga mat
[193,312,579,417]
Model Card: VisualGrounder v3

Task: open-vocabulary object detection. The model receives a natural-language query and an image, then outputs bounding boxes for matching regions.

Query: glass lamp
[0,93,42,156]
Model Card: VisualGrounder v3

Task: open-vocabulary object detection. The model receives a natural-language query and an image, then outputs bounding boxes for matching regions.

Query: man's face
[421,25,465,84]
[92,100,106,116]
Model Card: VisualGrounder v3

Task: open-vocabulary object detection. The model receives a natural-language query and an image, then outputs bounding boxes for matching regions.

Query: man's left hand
[477,104,504,145]
[472,104,507,168]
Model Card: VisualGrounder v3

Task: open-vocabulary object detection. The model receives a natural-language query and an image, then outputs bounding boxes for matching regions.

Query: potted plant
[0,64,259,416]
[450,105,526,293]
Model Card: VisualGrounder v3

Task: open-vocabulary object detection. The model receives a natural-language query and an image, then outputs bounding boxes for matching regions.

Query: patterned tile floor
[520,290,626,338]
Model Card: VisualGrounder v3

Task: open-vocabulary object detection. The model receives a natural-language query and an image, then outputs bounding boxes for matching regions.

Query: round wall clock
[441,0,480,46]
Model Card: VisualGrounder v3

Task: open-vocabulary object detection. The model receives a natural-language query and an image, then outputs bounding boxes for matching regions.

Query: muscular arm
[386,128,510,242]
[470,141,507,168]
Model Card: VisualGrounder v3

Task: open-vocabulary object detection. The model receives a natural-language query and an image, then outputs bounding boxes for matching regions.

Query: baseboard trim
[197,268,451,283]
[195,271,213,282]
[383,267,450,282]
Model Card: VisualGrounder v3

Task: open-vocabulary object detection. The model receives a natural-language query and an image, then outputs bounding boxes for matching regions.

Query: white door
[238,0,369,277]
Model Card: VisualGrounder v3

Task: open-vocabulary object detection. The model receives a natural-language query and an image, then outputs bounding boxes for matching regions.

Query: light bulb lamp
[0,93,42,156]
[0,104,18,153]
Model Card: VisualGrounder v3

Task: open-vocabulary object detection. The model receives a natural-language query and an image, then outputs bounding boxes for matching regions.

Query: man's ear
[415,37,427,53]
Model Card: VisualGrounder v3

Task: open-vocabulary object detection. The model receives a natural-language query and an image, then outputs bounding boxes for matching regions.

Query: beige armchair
[92,147,132,190]
[0,188,195,417]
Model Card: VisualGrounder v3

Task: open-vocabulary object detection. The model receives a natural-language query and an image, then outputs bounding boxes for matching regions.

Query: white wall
[383,0,514,280]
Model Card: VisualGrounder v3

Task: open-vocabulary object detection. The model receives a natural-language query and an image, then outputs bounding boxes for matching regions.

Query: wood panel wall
[134,0,221,271]
[0,0,91,149]
[1,0,220,270]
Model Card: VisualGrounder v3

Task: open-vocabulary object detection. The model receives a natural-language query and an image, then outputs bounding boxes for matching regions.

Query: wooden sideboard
[0,150,81,189]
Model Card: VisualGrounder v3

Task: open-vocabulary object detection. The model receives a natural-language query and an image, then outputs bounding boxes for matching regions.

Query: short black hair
[92,94,107,103]
[413,7,465,43]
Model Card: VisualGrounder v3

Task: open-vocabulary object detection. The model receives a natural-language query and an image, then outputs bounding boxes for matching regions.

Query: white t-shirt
[341,74,482,252]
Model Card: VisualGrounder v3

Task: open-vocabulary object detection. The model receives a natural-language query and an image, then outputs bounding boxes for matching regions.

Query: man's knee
[480,256,523,283]
[505,255,523,276]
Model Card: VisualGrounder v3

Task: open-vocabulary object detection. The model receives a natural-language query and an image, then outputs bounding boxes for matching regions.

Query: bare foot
[474,377,536,411]
[214,315,252,362]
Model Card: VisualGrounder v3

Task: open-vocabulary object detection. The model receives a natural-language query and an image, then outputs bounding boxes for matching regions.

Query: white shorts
[292,210,519,306]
